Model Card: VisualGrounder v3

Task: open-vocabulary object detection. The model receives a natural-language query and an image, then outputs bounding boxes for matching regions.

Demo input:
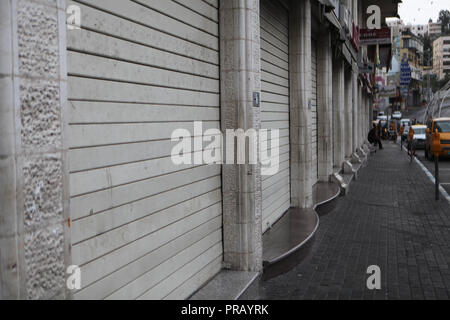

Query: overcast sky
[397,0,449,25]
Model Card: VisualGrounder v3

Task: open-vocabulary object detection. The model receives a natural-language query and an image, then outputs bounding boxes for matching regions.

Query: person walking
[375,122,383,149]
[368,123,377,145]
[391,121,398,143]
[408,126,416,157]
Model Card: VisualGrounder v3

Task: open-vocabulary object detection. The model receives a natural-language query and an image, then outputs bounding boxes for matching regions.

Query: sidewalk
[240,141,450,300]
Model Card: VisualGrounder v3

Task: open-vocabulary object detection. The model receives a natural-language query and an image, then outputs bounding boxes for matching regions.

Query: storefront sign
[378,86,397,97]
[359,27,391,45]
[400,57,411,86]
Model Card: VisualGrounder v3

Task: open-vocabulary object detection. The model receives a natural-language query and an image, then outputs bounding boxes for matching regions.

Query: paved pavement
[241,141,450,300]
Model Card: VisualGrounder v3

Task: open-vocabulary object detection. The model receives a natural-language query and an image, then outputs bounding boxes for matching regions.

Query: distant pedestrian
[391,122,398,142]
[369,123,383,150]
[368,124,377,145]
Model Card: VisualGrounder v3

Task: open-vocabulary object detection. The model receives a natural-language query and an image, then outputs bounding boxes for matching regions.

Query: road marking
[402,146,450,204]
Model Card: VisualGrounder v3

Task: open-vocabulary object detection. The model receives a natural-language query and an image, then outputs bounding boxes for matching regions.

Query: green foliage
[431,73,450,92]
[439,10,450,33]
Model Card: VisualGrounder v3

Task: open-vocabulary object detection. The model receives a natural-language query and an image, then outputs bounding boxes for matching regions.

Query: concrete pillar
[364,92,369,141]
[317,31,333,181]
[353,0,358,25]
[220,0,263,272]
[361,90,366,144]
[359,85,363,147]
[332,59,345,169]
[365,94,369,138]
[344,69,353,158]
[0,0,70,299]
[369,95,373,131]
[366,94,370,138]
[352,72,358,153]
[290,0,313,208]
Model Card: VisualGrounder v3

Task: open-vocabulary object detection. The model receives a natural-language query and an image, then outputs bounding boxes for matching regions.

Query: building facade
[400,30,424,106]
[433,36,450,80]
[428,21,442,38]
[0,0,396,300]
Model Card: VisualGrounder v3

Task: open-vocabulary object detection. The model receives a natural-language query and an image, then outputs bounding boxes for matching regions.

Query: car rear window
[414,128,426,135]
[435,121,450,133]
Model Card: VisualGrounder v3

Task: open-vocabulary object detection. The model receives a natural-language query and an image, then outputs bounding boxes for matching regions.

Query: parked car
[392,111,402,120]
[425,117,450,160]
[400,119,411,127]
[410,125,427,149]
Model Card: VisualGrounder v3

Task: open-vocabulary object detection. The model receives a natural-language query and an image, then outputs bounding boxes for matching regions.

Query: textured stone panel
[17,0,59,78]
[220,0,262,272]
[20,79,62,149]
[23,154,63,231]
[24,224,65,300]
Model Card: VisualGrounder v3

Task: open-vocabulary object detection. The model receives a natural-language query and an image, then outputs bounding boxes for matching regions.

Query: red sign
[351,23,360,51]
[359,27,391,45]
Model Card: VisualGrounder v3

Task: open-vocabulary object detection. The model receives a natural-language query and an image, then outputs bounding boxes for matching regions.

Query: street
[3,0,450,302]
[404,105,450,195]
[415,149,450,196]
[240,141,450,300]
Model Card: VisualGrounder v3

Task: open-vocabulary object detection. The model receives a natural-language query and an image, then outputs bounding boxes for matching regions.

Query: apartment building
[400,30,424,106]
[429,20,442,37]
[0,0,397,300]
[433,36,450,80]
[410,24,428,37]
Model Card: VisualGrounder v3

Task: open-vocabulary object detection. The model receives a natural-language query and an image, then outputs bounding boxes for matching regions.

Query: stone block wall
[220,0,263,272]
[0,0,70,300]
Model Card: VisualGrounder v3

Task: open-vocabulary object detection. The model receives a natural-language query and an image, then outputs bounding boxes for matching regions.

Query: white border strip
[414,157,450,204]
[403,146,450,204]
[234,272,260,300]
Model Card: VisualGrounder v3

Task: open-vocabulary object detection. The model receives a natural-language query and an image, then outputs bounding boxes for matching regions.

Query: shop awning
[317,0,336,11]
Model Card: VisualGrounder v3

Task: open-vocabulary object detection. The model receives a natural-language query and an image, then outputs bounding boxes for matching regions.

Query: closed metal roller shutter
[260,0,291,233]
[66,0,222,300]
[311,39,319,185]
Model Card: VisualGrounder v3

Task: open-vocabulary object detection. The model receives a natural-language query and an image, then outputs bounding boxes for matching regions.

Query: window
[436,121,450,133]
[414,128,426,135]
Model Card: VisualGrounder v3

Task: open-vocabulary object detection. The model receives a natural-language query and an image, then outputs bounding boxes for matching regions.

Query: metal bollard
[435,153,439,201]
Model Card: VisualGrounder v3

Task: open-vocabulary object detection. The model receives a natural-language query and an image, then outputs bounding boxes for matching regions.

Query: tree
[423,34,432,67]
[439,10,450,33]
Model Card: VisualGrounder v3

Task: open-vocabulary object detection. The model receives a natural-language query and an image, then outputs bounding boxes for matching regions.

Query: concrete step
[261,182,340,280]
[190,270,259,300]
[342,173,355,186]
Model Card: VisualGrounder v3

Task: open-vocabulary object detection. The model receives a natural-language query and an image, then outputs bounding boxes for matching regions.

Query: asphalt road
[399,106,450,197]
[413,147,450,197]
[396,136,450,197]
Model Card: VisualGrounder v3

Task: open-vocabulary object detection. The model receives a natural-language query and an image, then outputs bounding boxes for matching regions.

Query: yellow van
[425,118,450,160]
